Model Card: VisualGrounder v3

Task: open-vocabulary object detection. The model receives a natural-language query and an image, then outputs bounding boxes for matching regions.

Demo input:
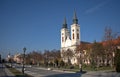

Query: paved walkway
[0,63,15,77]
[81,71,120,77]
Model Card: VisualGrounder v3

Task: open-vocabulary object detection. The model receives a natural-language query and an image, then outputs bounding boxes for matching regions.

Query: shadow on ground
[15,75,33,77]
[45,71,86,77]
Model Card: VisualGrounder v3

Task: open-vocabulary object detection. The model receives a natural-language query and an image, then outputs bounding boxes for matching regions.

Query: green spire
[73,10,78,24]
[62,17,67,28]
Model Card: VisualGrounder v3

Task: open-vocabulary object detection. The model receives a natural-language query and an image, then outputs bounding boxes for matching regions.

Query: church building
[61,11,80,64]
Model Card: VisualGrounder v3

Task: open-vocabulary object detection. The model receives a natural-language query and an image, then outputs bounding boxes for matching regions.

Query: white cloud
[85,1,107,14]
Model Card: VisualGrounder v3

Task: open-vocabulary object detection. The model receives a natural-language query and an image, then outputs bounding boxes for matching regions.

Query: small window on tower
[62,37,64,42]
[77,33,79,39]
[73,33,74,39]
[72,29,74,32]
[66,36,67,40]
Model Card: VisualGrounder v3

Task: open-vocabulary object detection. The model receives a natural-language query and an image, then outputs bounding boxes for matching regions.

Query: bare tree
[61,49,74,65]
[76,43,92,65]
[103,27,118,67]
[26,51,43,65]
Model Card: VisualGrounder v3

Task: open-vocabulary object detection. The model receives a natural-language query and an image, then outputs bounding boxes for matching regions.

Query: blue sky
[0,0,120,57]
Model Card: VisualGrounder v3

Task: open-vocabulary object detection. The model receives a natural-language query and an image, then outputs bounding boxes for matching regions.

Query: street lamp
[22,47,26,75]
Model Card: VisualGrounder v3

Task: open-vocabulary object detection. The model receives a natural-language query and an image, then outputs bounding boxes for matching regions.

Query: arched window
[65,36,67,40]
[73,33,74,39]
[62,37,64,42]
[72,29,74,32]
[77,33,79,39]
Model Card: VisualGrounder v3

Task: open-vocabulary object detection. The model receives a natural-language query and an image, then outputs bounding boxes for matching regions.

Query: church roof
[81,41,91,44]
[62,17,67,28]
[73,10,78,24]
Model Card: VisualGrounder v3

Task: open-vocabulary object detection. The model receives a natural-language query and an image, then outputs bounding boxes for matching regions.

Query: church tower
[61,18,69,48]
[71,11,80,46]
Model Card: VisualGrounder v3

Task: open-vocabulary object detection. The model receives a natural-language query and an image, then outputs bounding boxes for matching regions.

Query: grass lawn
[6,65,33,77]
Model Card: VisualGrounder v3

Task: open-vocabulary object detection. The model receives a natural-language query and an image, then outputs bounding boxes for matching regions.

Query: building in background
[13,53,22,64]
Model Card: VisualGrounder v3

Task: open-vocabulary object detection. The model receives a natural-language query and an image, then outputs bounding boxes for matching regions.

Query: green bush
[114,48,120,72]
[59,60,65,67]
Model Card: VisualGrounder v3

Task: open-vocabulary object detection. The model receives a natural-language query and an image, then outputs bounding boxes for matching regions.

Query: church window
[72,29,74,32]
[84,60,85,63]
[62,37,64,42]
[77,33,79,39]
[73,33,74,39]
[66,36,67,40]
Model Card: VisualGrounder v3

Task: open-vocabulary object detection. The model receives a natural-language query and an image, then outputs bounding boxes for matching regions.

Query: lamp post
[22,47,26,75]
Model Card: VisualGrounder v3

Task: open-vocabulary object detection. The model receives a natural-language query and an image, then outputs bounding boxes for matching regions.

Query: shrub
[114,48,120,72]
[59,60,65,67]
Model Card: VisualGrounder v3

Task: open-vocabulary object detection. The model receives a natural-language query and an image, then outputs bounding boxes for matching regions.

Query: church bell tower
[61,17,69,48]
[71,11,80,46]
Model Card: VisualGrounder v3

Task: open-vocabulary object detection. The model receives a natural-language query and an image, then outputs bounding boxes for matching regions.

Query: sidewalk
[0,63,15,77]
[33,66,76,73]
[81,71,120,77]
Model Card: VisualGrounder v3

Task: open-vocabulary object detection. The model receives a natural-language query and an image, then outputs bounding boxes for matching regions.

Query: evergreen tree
[90,41,104,69]
[114,47,120,72]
